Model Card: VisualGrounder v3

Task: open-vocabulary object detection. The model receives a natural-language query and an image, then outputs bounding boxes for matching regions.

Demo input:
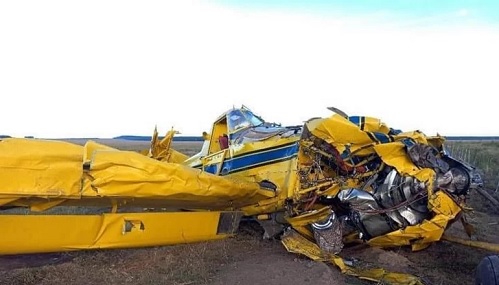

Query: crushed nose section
[290,113,482,253]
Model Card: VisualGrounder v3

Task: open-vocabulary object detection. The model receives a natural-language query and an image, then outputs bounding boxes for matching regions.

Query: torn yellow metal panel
[282,229,424,285]
[373,142,437,181]
[367,214,449,249]
[308,115,376,156]
[368,192,461,250]
[428,190,462,217]
[286,206,332,228]
[285,207,332,239]
[0,211,241,255]
[148,128,188,163]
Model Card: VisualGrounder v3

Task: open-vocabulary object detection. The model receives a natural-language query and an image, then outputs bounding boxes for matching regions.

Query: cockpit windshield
[242,109,264,127]
[227,108,264,133]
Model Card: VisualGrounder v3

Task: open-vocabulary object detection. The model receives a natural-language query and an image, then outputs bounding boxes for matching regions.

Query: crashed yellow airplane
[0,106,491,284]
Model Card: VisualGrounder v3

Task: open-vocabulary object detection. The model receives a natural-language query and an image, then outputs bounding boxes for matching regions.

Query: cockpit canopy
[205,105,301,155]
[227,107,264,134]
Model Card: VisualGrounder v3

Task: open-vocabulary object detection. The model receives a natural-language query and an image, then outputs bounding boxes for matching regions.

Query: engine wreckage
[0,106,496,284]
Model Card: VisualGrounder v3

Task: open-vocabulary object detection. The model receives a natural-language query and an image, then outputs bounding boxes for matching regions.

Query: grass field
[446,141,499,188]
[446,141,499,212]
[0,139,498,285]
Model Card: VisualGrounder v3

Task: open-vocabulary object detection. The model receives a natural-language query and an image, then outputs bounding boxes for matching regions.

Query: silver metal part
[339,169,430,239]
[374,169,429,226]
[326,106,349,119]
[312,211,344,254]
[311,212,335,230]
[338,188,377,211]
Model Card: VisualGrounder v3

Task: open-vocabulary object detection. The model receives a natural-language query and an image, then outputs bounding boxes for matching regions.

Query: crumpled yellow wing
[0,138,83,197]
[0,138,273,210]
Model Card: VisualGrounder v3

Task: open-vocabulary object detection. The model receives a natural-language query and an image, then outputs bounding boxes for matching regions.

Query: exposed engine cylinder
[338,169,430,240]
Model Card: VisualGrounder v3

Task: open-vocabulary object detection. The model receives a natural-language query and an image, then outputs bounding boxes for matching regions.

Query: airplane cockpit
[227,107,264,134]
[184,106,302,170]
[225,106,301,145]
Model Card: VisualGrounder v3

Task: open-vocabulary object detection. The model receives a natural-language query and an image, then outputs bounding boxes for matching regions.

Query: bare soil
[1,212,497,285]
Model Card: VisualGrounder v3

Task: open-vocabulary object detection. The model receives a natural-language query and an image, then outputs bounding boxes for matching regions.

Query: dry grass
[446,141,499,189]
[0,223,268,285]
[446,140,499,213]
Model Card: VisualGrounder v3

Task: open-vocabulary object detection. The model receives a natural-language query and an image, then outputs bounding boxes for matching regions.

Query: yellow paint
[368,192,461,250]
[208,115,228,154]
[0,211,238,255]
[202,137,299,215]
[0,139,271,211]
[286,206,331,228]
[0,138,83,197]
[374,142,436,182]
[442,235,499,252]
[148,128,188,163]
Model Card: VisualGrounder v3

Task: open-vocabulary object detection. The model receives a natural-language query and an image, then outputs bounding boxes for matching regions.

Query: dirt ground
[0,208,498,285]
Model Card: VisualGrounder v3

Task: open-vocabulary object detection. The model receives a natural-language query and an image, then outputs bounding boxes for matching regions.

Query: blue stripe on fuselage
[204,142,299,175]
[349,116,360,126]
[373,132,391,143]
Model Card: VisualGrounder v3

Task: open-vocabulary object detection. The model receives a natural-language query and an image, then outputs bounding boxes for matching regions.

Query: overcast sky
[1,1,498,138]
